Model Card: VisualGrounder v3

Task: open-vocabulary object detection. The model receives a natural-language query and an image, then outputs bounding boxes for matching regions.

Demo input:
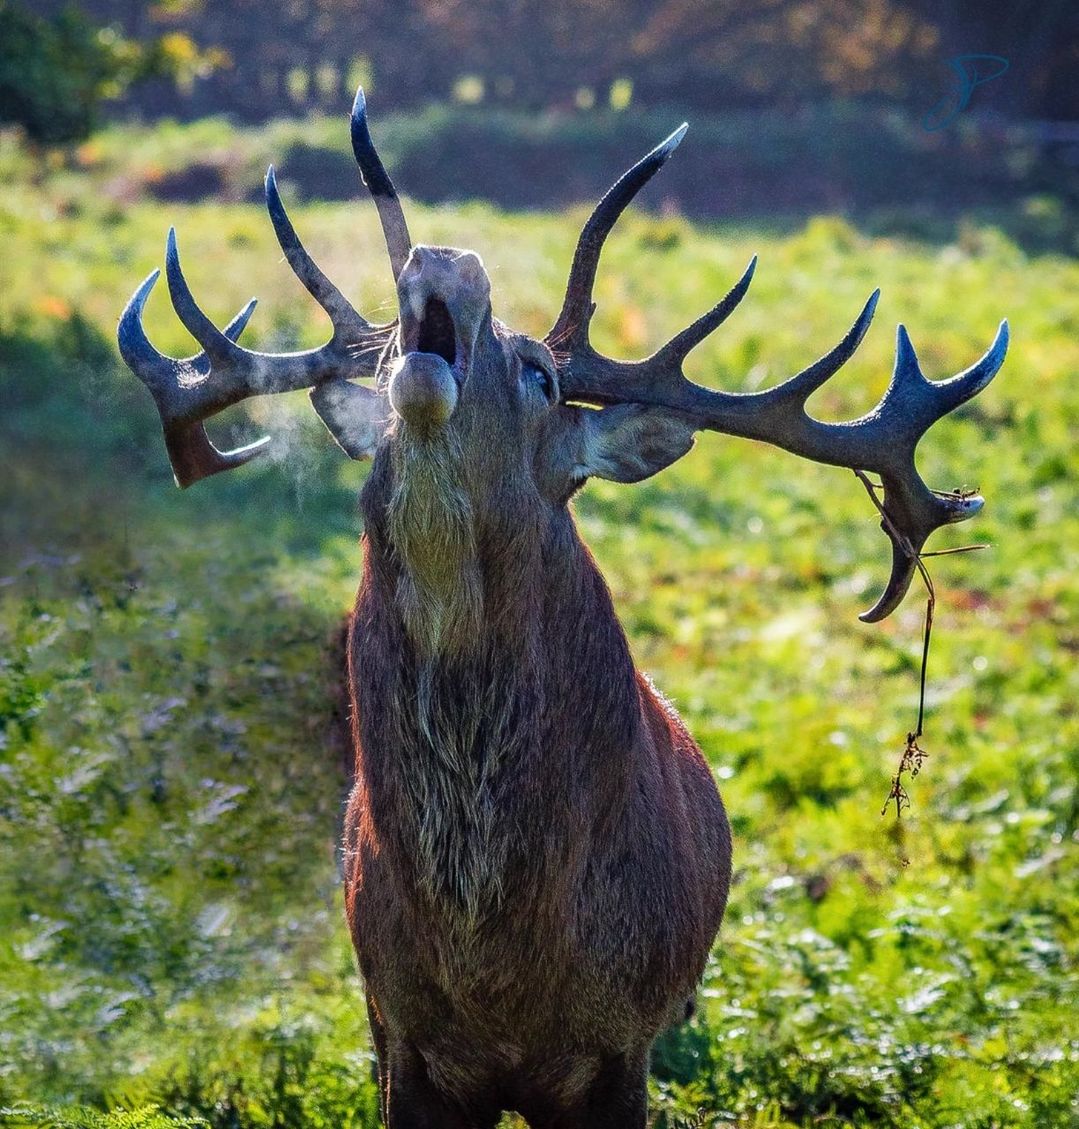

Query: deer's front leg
[365,992,389,1125]
[529,1049,649,1129]
[383,1041,498,1129]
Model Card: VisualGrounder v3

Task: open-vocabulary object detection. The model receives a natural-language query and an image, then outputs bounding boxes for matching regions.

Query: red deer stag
[118,89,1008,1128]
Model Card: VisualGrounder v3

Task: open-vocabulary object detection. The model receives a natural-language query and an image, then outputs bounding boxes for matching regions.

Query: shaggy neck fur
[386,425,482,659]
[361,434,574,920]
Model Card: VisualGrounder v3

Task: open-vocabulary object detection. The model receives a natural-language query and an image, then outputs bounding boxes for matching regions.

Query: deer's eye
[521,361,554,401]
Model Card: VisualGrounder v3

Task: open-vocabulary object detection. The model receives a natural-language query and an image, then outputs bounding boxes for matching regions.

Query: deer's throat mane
[362,447,594,919]
[381,429,553,660]
[385,428,483,657]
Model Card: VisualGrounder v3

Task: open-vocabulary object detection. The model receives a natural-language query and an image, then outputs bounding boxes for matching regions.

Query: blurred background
[3,0,1079,238]
[1,3,1076,1128]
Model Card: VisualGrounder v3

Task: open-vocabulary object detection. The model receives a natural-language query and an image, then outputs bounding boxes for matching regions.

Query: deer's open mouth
[417,297,457,367]
[401,294,466,381]
[391,295,463,431]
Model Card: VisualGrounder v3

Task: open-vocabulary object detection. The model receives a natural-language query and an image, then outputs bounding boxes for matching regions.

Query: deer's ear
[554,404,697,486]
[310,380,389,460]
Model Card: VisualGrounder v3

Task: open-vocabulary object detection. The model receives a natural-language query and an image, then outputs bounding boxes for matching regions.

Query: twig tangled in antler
[852,471,987,819]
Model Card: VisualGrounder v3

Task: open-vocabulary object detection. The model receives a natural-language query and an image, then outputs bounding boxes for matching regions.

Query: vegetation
[9,108,1076,257]
[1,1106,207,1129]
[36,0,1079,121]
[0,2,218,145]
[1,118,1076,1127]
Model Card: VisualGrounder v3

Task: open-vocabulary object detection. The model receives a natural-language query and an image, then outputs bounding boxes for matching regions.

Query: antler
[119,87,407,488]
[351,86,412,280]
[548,128,1008,622]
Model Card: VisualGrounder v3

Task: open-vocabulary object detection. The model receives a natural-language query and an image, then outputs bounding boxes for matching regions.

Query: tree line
[8,0,1078,141]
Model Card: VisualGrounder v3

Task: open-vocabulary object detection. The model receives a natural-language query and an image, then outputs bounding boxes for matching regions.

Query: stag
[119,90,1007,1128]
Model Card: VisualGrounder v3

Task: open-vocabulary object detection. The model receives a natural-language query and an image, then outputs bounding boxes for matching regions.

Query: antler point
[895,323,921,375]
[657,123,689,161]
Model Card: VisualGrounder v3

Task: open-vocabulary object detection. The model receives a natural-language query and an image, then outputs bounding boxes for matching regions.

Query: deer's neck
[352,479,640,919]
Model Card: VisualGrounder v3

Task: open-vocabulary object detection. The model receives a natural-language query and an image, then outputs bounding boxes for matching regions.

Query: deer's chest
[354,644,546,919]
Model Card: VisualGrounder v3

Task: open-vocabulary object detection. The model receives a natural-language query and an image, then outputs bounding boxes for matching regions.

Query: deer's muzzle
[391,246,490,432]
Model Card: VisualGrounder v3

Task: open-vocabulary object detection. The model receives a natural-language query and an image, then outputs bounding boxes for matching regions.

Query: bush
[0,3,218,146]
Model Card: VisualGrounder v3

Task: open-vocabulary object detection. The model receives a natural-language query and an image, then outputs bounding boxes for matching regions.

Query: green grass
[4,104,1075,256]
[0,120,1076,1128]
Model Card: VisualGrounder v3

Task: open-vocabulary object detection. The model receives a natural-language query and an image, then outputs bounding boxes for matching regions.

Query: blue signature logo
[923,54,1010,131]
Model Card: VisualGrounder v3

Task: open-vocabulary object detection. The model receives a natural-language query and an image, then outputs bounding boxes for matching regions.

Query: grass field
[1,119,1077,1128]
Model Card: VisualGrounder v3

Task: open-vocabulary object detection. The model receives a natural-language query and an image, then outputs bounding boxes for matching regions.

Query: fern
[0,1105,208,1129]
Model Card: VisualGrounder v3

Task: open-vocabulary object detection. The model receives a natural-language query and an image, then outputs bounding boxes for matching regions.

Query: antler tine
[351,86,412,280]
[654,255,758,368]
[766,289,880,407]
[119,186,392,486]
[118,269,271,487]
[547,122,688,351]
[164,228,239,366]
[265,166,380,339]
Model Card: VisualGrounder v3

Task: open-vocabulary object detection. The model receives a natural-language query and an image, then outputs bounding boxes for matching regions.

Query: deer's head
[119,89,1007,624]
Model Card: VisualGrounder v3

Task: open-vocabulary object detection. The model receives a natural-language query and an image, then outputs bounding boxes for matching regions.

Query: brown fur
[341,245,731,1128]
[345,443,730,1125]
